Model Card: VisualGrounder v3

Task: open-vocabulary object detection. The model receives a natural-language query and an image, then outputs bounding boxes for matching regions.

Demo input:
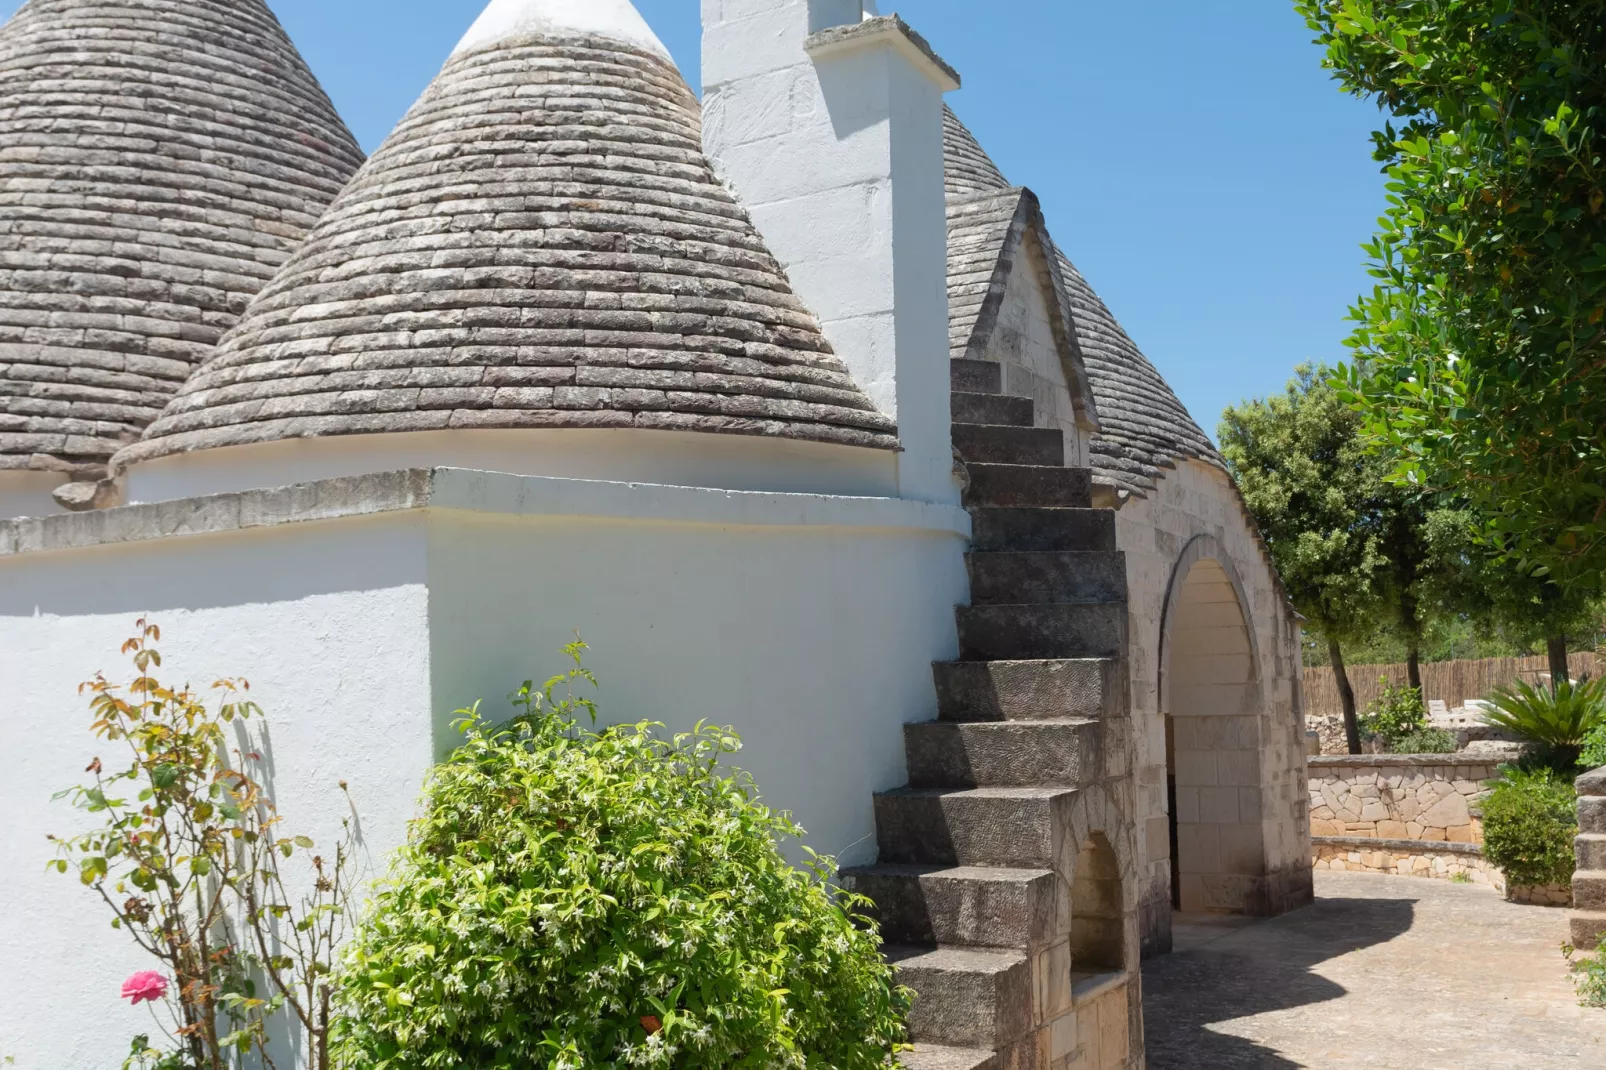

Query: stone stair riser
[846,867,1063,950]
[891,949,1034,1051]
[969,507,1117,553]
[953,392,1035,427]
[905,720,1101,788]
[933,658,1125,723]
[967,551,1127,606]
[953,423,1065,467]
[1578,833,1606,871]
[957,602,1128,661]
[951,358,1002,395]
[874,789,1075,868]
[963,463,1093,509]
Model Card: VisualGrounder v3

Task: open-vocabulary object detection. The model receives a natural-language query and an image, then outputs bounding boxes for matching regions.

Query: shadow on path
[1141,896,1416,1069]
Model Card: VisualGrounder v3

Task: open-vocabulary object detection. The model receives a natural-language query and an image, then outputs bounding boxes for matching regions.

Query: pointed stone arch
[1158,534,1274,915]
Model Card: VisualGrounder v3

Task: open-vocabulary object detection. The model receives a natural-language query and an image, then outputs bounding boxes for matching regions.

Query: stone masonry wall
[1308,756,1502,844]
[1576,766,1606,950]
[1312,842,1503,889]
[1118,459,1310,953]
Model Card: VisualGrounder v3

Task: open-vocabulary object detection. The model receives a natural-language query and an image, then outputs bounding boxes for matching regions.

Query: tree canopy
[1296,0,1606,588]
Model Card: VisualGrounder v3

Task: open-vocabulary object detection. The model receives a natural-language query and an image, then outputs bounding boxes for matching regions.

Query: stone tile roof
[0,0,364,476]
[946,186,1098,430]
[941,106,1223,496]
[119,32,898,470]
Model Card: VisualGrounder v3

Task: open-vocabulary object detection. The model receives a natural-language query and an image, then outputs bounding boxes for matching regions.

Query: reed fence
[1302,652,1601,717]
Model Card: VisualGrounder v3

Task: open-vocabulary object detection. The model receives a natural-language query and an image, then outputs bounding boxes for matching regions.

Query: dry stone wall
[1308,756,1500,844]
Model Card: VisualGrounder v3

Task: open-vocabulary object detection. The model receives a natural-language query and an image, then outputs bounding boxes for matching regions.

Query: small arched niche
[1070,833,1125,974]
[1161,538,1268,915]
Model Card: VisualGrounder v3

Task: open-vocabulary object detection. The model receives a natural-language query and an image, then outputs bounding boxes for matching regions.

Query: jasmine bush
[1480,767,1579,889]
[1384,727,1458,755]
[331,644,909,1069]
[1583,722,1606,771]
[1360,680,1429,749]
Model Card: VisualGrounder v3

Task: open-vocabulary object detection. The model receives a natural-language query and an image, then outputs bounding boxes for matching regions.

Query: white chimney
[701,1,960,504]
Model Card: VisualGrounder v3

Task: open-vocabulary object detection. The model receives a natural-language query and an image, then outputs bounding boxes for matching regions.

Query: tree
[1297,0,1606,590]
[1221,365,1390,753]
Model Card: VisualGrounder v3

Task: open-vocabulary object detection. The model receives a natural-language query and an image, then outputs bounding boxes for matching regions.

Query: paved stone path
[1142,870,1604,1068]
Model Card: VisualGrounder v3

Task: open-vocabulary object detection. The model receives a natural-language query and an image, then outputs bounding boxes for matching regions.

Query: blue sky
[3,0,1388,438]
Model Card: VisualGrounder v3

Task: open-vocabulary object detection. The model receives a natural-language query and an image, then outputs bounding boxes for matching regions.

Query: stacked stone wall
[1308,756,1500,844]
[1576,767,1606,950]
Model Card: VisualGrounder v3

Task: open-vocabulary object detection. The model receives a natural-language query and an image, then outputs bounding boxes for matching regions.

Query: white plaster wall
[123,427,900,505]
[0,517,435,1070]
[702,0,958,504]
[0,469,67,520]
[983,232,1088,469]
[426,507,966,863]
[0,474,968,1066]
[1115,460,1308,935]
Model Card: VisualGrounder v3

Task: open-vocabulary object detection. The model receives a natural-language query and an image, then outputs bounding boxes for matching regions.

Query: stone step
[905,719,1101,788]
[969,506,1116,553]
[951,358,1002,395]
[899,1043,999,1070]
[844,864,1061,950]
[1575,869,1606,911]
[964,463,1092,509]
[1578,833,1606,870]
[952,391,1034,428]
[933,658,1125,723]
[1580,795,1605,834]
[875,786,1078,868]
[1571,910,1606,951]
[952,423,1064,467]
[957,602,1127,662]
[889,946,1033,1052]
[967,551,1127,606]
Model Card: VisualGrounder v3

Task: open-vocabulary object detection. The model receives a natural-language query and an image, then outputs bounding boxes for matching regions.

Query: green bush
[331,645,910,1069]
[1582,722,1606,771]
[1570,945,1606,1009]
[1385,727,1458,754]
[1480,767,1579,888]
[1360,679,1428,748]
[1483,676,1606,772]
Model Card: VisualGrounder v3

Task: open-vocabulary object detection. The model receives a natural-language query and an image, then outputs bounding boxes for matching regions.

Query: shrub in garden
[1483,676,1606,771]
[1583,721,1606,771]
[1479,767,1579,889]
[331,643,910,1069]
[1385,727,1458,755]
[52,621,356,1070]
[1360,679,1428,748]
[1569,944,1606,1009]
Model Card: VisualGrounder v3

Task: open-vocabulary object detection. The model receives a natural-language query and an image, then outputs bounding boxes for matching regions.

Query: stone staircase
[847,359,1139,1070]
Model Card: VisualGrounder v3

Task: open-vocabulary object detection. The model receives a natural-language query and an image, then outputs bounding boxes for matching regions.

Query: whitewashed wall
[0,470,968,1067]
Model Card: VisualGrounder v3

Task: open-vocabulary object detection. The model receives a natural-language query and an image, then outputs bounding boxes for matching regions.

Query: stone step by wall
[849,362,1141,1069]
[1576,767,1606,951]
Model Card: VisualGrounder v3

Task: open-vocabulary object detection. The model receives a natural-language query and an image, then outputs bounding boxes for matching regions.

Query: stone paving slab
[1142,870,1605,1068]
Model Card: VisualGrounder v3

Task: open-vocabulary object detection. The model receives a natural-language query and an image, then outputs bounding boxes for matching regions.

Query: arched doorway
[1161,538,1267,915]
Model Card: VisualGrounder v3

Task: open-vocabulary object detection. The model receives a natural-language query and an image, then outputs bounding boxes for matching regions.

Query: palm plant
[1482,675,1606,770]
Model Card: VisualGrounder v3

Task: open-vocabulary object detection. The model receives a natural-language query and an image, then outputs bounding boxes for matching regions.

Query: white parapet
[701,0,960,505]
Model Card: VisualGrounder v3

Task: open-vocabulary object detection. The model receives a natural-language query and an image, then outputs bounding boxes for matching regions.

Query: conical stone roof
[941,106,1222,496]
[0,0,364,476]
[118,14,898,470]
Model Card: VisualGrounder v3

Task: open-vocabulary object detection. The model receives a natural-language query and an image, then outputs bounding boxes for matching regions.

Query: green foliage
[52,621,355,1070]
[331,643,910,1070]
[1297,0,1606,587]
[1568,944,1606,1008]
[1386,728,1459,755]
[1219,364,1389,645]
[1483,676,1606,769]
[1481,767,1579,887]
[1360,678,1428,742]
[1582,721,1606,770]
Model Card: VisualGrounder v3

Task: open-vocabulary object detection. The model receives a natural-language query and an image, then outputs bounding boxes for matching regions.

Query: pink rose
[121,971,169,1005]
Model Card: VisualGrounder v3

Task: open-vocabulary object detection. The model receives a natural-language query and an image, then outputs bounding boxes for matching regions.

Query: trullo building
[0,2,1312,1068]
